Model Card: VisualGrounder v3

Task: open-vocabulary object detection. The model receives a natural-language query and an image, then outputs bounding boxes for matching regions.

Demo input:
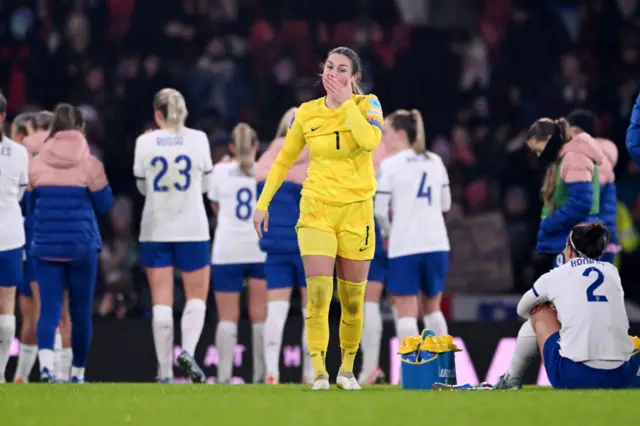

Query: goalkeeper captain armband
[398,329,461,390]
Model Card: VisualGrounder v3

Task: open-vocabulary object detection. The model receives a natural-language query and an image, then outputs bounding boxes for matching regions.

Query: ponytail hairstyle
[527,117,571,211]
[153,88,188,132]
[11,112,33,141]
[324,46,364,95]
[49,103,85,139]
[388,109,430,158]
[568,222,610,260]
[32,111,54,131]
[231,123,258,177]
[275,107,297,139]
[0,92,6,139]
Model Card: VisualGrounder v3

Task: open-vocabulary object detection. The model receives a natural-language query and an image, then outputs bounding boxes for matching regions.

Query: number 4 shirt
[208,161,265,265]
[375,149,451,259]
[134,128,213,242]
[517,258,634,366]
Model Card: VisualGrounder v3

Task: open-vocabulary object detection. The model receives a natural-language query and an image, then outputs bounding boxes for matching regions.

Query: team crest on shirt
[368,97,382,110]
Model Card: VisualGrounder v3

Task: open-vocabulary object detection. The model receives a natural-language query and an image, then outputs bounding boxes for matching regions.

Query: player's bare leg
[529,303,561,356]
[148,266,175,383]
[335,256,369,391]
[359,280,385,384]
[177,266,209,383]
[214,291,240,384]
[392,295,420,340]
[302,254,335,390]
[248,277,267,383]
[421,292,448,336]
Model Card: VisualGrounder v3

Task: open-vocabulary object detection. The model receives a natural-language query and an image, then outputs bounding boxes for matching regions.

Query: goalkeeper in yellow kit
[253,46,383,390]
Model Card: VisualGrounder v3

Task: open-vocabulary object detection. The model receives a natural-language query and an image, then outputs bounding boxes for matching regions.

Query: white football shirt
[518,258,634,368]
[0,136,28,251]
[375,149,451,258]
[208,161,265,265]
[134,128,213,242]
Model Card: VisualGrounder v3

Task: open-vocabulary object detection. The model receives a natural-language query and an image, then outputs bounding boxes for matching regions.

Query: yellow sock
[305,276,334,379]
[337,278,366,373]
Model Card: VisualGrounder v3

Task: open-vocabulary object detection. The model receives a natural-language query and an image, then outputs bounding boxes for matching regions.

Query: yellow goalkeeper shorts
[296,196,375,261]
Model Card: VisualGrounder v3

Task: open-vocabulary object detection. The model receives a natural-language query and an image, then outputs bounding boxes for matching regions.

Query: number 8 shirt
[134,128,213,242]
[208,161,265,265]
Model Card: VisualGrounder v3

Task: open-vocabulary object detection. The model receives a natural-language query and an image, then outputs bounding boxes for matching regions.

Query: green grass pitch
[1,384,639,426]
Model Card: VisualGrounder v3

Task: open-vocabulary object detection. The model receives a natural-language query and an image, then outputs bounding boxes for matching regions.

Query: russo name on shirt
[156,136,184,146]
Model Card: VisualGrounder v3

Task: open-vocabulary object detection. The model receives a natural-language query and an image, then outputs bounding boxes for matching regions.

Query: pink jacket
[22,130,48,157]
[256,137,309,184]
[28,130,112,261]
[595,138,618,185]
[558,133,604,184]
[30,130,108,192]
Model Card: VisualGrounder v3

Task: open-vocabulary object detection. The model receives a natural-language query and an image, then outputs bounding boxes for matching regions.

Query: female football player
[134,89,212,383]
[375,109,451,343]
[210,123,267,383]
[30,103,113,382]
[496,117,605,389]
[521,223,634,389]
[0,94,29,383]
[254,46,383,390]
[257,108,313,384]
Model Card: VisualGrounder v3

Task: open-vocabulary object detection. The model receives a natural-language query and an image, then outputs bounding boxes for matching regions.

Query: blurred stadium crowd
[2,0,640,317]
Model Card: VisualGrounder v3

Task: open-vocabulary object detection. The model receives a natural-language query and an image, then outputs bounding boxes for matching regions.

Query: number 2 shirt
[517,258,633,366]
[375,149,451,259]
[208,161,265,265]
[134,128,213,242]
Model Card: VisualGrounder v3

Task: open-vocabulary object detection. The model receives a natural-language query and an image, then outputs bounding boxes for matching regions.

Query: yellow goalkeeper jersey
[256,94,383,209]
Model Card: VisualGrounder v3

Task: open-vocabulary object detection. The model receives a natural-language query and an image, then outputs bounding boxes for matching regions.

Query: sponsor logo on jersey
[367,109,383,118]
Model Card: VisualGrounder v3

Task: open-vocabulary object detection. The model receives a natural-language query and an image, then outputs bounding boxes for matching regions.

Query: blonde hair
[275,107,297,138]
[528,117,571,210]
[153,88,188,132]
[388,109,429,158]
[232,123,258,176]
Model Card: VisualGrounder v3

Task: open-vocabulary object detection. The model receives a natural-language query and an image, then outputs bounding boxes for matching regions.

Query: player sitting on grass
[517,222,637,389]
